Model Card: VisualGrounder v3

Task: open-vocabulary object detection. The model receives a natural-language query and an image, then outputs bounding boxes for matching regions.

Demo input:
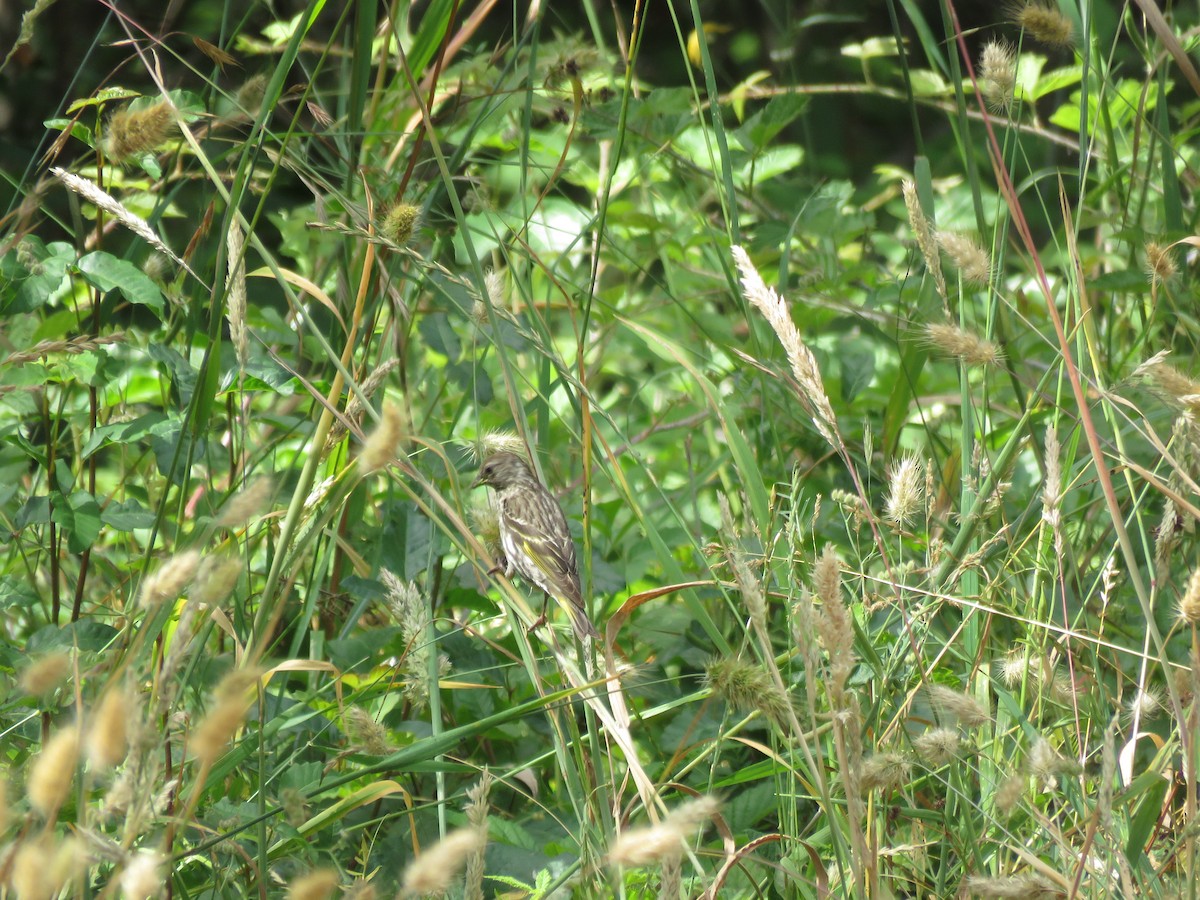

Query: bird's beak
[470,472,484,489]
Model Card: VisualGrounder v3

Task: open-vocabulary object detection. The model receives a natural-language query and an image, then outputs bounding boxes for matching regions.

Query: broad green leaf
[76,252,165,316]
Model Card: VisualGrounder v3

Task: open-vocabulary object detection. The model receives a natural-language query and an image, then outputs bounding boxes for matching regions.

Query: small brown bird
[472,451,599,640]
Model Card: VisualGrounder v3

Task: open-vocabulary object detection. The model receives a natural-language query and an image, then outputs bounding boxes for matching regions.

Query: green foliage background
[2,0,1200,896]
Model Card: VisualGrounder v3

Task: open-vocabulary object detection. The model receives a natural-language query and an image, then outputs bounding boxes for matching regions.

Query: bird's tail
[562,598,599,641]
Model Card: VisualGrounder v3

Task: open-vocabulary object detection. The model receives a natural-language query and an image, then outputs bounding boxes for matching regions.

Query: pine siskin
[472,451,599,640]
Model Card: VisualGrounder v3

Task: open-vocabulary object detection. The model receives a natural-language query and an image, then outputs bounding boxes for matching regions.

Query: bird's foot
[525,613,547,635]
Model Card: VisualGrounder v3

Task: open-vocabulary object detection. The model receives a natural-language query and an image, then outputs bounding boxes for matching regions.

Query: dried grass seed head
[912,727,960,765]
[138,549,202,610]
[401,827,487,896]
[28,724,81,816]
[705,656,793,729]
[923,322,1002,367]
[20,651,71,696]
[1145,241,1178,285]
[608,796,720,867]
[885,454,924,529]
[1009,0,1074,49]
[286,869,340,900]
[105,98,177,163]
[927,684,990,728]
[858,752,912,793]
[936,230,991,284]
[1181,568,1200,625]
[980,40,1017,111]
[87,685,131,769]
[120,850,167,900]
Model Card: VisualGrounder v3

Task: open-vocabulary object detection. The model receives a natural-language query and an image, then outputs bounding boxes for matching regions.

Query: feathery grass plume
[963,873,1061,898]
[383,569,449,710]
[11,835,62,899]
[120,850,166,900]
[705,656,793,730]
[912,728,960,765]
[1009,0,1073,48]
[813,545,854,699]
[359,399,408,472]
[476,430,528,460]
[380,203,422,245]
[936,230,991,284]
[1145,241,1177,286]
[236,74,268,117]
[1126,687,1162,720]
[6,333,127,367]
[286,869,340,900]
[996,650,1030,687]
[191,554,243,607]
[326,359,401,450]
[87,685,130,769]
[885,454,923,530]
[1027,736,1076,785]
[463,771,492,900]
[467,495,503,563]
[225,219,248,371]
[995,772,1025,814]
[51,168,192,276]
[344,707,393,755]
[401,827,487,897]
[1133,353,1200,406]
[472,269,509,324]
[927,684,990,728]
[28,724,80,816]
[346,882,378,900]
[857,752,911,793]
[732,245,840,450]
[901,179,947,303]
[659,853,682,900]
[923,322,1002,367]
[20,651,71,696]
[138,549,201,610]
[720,494,768,631]
[609,796,721,867]
[279,787,309,827]
[979,40,1017,111]
[217,477,273,528]
[1042,424,1062,538]
[1180,568,1200,625]
[190,667,262,764]
[104,98,177,163]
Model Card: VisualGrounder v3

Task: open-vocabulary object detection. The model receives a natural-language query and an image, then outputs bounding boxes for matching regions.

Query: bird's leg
[525,592,550,634]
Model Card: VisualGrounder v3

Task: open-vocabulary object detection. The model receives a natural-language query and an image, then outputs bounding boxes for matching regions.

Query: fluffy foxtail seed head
[236,74,268,116]
[912,728,960,765]
[217,476,273,528]
[380,203,422,245]
[901,180,946,302]
[885,454,923,530]
[927,684,990,728]
[963,873,1061,898]
[28,725,81,816]
[105,99,177,163]
[995,772,1025,814]
[286,869,340,900]
[20,652,71,696]
[138,550,202,610]
[979,40,1017,111]
[1009,0,1074,49]
[401,828,486,896]
[1145,241,1178,286]
[344,707,393,755]
[936,231,991,284]
[608,796,720,867]
[87,685,131,769]
[359,400,408,472]
[1180,568,1200,625]
[857,751,911,793]
[705,657,793,730]
[923,322,1002,367]
[120,850,167,900]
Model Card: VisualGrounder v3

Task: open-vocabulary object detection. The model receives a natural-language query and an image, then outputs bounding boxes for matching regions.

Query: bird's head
[472,451,535,490]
